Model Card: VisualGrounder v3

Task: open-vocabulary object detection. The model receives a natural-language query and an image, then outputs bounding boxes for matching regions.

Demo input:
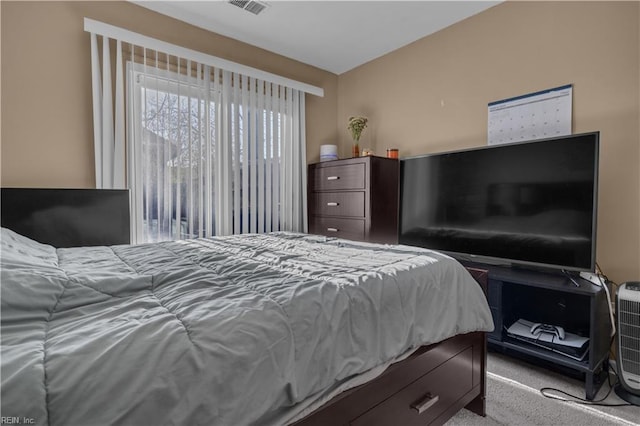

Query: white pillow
[1,227,58,267]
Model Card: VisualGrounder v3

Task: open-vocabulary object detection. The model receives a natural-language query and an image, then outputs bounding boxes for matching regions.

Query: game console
[530,323,565,340]
[506,319,589,361]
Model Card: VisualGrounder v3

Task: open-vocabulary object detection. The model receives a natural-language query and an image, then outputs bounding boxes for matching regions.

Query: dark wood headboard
[1,188,131,248]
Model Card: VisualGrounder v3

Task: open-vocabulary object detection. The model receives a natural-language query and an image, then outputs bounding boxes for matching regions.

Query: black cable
[539,342,632,407]
[540,386,631,407]
[503,323,629,406]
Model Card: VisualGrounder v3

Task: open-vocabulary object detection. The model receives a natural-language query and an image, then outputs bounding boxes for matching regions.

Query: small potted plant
[348,116,368,157]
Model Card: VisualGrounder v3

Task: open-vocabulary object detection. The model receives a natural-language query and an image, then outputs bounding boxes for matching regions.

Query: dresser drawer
[312,163,366,191]
[352,347,474,426]
[309,217,365,241]
[310,192,365,217]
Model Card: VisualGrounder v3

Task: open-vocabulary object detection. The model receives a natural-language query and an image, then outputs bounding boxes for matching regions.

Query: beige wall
[0,1,338,187]
[338,1,639,283]
[2,1,638,282]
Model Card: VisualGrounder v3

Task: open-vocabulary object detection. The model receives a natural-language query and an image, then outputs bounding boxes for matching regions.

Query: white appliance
[615,281,640,405]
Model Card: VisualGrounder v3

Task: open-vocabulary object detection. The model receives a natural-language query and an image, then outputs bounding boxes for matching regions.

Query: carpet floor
[445,351,640,425]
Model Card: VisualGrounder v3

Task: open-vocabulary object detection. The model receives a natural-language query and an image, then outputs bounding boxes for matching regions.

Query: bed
[1,189,494,426]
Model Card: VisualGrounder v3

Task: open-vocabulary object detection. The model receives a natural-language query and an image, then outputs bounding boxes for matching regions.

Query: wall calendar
[487,84,572,145]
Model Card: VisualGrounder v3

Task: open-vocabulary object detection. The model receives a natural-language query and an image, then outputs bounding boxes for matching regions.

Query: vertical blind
[86,19,322,243]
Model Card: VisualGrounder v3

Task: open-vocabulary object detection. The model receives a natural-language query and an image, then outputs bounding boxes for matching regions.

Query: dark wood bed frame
[1,188,489,426]
[294,268,488,426]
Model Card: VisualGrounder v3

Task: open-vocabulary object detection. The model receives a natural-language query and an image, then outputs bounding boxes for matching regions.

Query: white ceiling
[132,1,501,75]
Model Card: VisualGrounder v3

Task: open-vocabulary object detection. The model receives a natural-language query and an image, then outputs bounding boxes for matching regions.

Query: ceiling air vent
[228,0,269,16]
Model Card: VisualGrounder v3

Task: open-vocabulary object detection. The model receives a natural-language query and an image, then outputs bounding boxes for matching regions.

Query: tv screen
[399,132,599,272]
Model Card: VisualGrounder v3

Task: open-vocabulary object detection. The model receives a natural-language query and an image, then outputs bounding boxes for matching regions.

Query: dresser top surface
[309,155,397,168]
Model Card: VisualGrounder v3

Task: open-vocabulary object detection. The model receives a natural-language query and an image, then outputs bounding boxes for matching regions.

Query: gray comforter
[1,229,494,426]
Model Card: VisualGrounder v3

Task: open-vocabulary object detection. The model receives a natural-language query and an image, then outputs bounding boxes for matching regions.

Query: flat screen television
[399,132,599,272]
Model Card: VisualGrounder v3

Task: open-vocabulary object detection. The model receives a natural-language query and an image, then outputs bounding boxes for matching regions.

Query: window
[87,20,316,244]
[132,67,213,241]
[128,62,304,243]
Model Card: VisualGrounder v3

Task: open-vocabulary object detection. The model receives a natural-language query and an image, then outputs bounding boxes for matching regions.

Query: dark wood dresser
[307,156,399,244]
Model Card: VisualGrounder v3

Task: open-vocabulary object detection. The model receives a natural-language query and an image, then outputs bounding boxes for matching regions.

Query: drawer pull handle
[327,227,339,232]
[411,393,439,414]
[327,176,340,181]
[326,202,339,206]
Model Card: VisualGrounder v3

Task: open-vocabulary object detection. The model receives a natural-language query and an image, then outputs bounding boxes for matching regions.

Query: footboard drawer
[352,347,474,426]
[293,332,485,426]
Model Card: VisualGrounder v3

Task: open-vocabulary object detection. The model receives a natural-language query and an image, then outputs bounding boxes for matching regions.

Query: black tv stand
[464,263,612,400]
